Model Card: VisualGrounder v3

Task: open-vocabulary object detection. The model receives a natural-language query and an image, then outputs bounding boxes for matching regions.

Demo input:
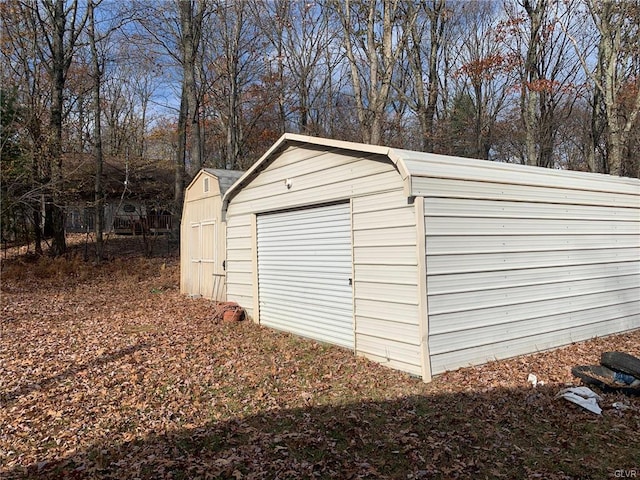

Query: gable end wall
[181,172,225,299]
[225,145,422,375]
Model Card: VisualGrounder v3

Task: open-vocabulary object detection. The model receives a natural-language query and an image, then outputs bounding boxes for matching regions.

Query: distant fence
[113,214,173,235]
[65,207,97,233]
[66,207,173,235]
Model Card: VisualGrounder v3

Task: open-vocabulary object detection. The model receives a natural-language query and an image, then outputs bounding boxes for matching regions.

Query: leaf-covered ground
[1,237,639,479]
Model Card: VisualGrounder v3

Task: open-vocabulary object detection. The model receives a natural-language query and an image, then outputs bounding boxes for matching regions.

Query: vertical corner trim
[349,198,357,355]
[251,213,260,324]
[415,197,432,382]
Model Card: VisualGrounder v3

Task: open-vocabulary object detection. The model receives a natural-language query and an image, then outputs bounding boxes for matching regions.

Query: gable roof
[223,133,640,208]
[186,168,244,197]
[202,168,244,195]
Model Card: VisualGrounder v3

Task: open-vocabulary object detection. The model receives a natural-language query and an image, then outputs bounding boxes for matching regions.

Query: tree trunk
[336,0,369,142]
[89,0,104,261]
[473,81,484,159]
[223,1,244,170]
[407,21,428,151]
[175,85,187,214]
[37,0,88,255]
[139,96,148,158]
[538,92,555,168]
[335,0,416,145]
[48,0,67,256]
[171,88,188,251]
[393,1,444,152]
[33,205,43,256]
[179,0,204,174]
[581,1,640,176]
[588,85,607,173]
[276,0,287,134]
[520,0,546,166]
[424,0,444,153]
[598,1,620,175]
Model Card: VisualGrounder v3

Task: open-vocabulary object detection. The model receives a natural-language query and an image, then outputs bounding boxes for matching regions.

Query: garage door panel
[257,248,351,257]
[259,207,351,223]
[259,221,350,232]
[257,203,354,349]
[264,302,353,324]
[259,278,353,293]
[259,286,353,305]
[258,266,352,276]
[265,321,351,346]
[258,235,351,247]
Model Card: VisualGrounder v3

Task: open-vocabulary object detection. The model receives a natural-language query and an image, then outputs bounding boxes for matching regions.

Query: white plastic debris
[556,387,603,415]
[557,386,602,400]
[527,373,545,387]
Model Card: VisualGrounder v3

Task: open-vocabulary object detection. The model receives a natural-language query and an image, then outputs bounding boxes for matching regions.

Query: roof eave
[387,148,413,199]
[222,134,414,213]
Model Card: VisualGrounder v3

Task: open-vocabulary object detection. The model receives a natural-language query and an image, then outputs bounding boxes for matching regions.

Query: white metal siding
[422,189,640,374]
[411,177,638,208]
[227,148,400,217]
[225,214,254,315]
[402,151,639,197]
[225,145,403,319]
[224,135,639,381]
[257,203,354,348]
[225,146,419,374]
[352,191,422,376]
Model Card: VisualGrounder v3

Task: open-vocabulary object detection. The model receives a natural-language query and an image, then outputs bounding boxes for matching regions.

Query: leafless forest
[2,0,639,256]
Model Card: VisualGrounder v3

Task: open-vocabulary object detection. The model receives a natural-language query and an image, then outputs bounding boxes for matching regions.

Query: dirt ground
[1,236,639,479]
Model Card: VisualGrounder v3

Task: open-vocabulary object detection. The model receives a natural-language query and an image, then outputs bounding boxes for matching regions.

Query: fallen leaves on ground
[1,237,639,479]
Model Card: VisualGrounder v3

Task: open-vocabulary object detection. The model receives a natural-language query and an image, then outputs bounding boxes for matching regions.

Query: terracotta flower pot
[223,308,242,322]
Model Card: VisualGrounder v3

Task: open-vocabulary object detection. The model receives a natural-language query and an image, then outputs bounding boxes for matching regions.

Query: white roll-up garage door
[257,203,354,348]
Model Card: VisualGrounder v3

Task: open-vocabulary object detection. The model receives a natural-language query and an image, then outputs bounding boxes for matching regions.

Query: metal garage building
[181,168,243,300]
[221,134,640,381]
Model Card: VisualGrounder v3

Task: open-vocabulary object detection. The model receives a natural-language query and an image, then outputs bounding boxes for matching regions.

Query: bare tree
[332,0,417,145]
[396,0,448,152]
[202,0,265,169]
[32,0,88,255]
[87,0,105,260]
[500,0,582,168]
[219,0,244,169]
[250,0,288,133]
[128,62,158,159]
[179,0,205,174]
[175,85,187,207]
[583,0,640,176]
[2,2,50,253]
[254,1,337,136]
[133,0,207,227]
[517,0,546,166]
[450,0,511,159]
